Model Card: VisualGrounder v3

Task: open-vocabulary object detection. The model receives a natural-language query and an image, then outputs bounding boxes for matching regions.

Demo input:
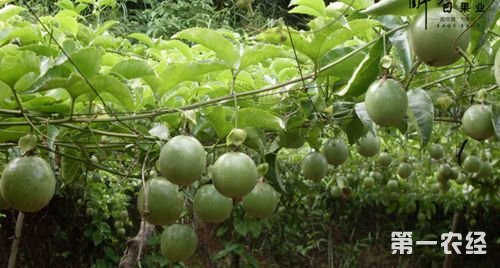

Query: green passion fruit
[386,179,399,192]
[428,143,444,160]
[321,139,349,166]
[461,105,495,141]
[242,181,279,219]
[161,224,198,262]
[397,163,412,178]
[476,162,493,179]
[212,152,258,198]
[363,176,375,188]
[355,132,380,157]
[193,184,233,223]
[302,152,328,182]
[0,156,56,212]
[409,8,470,67]
[463,155,481,173]
[364,79,408,126]
[137,177,184,226]
[377,152,392,167]
[159,135,207,186]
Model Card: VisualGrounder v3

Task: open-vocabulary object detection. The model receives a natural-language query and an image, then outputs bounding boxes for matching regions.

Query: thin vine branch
[7,212,25,268]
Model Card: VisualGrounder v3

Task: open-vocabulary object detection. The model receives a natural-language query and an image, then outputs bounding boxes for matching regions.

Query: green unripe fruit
[386,179,398,192]
[363,176,375,188]
[302,152,328,182]
[159,135,207,186]
[476,162,493,179]
[322,139,349,166]
[355,133,380,157]
[137,177,184,226]
[409,8,470,66]
[397,163,412,178]
[364,79,408,126]
[194,184,233,223]
[330,186,342,198]
[161,224,198,262]
[212,152,258,198]
[377,152,392,167]
[437,164,452,183]
[428,143,444,160]
[463,155,481,173]
[461,105,495,141]
[0,156,56,212]
[242,182,279,219]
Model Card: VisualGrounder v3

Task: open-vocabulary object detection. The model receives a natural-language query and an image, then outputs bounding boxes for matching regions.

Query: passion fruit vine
[0,156,56,212]
[409,8,470,67]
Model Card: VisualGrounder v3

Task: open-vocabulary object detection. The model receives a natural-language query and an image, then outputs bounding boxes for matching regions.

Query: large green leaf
[206,106,235,138]
[157,61,228,97]
[319,47,366,79]
[0,80,15,109]
[66,74,134,109]
[338,38,383,96]
[157,40,193,60]
[407,88,434,147]
[354,102,376,134]
[0,4,24,21]
[340,0,373,10]
[289,0,326,17]
[60,147,83,184]
[0,124,30,142]
[389,29,412,75]
[174,28,239,68]
[110,59,154,79]
[65,47,104,78]
[0,46,40,87]
[128,33,154,47]
[469,0,499,54]
[237,108,284,130]
[240,45,287,71]
[22,95,71,114]
[54,10,79,36]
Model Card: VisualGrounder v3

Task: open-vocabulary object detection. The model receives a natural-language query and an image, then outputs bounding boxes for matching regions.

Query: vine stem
[137,145,152,266]
[231,73,239,128]
[8,212,25,268]
[404,60,422,90]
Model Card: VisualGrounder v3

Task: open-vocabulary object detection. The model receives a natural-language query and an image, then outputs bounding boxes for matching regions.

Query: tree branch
[119,220,155,268]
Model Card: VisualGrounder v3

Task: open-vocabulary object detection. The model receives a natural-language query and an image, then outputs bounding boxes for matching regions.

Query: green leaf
[157,40,193,60]
[360,0,440,16]
[342,116,367,145]
[0,4,24,21]
[243,127,266,155]
[289,5,323,17]
[338,39,383,96]
[18,134,37,154]
[54,10,79,36]
[339,0,372,10]
[174,28,239,67]
[354,102,376,134]
[65,47,104,78]
[469,0,499,54]
[22,95,71,114]
[67,74,134,109]
[128,33,154,47]
[206,106,235,139]
[0,124,30,142]
[95,20,119,35]
[264,152,286,193]
[407,88,434,147]
[110,59,154,79]
[289,0,326,17]
[0,46,40,87]
[157,61,228,97]
[240,45,287,71]
[492,105,500,139]
[319,47,366,79]
[389,29,412,75]
[237,108,284,130]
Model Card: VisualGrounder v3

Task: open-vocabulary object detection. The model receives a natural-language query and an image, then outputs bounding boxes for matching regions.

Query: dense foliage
[0,0,499,267]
